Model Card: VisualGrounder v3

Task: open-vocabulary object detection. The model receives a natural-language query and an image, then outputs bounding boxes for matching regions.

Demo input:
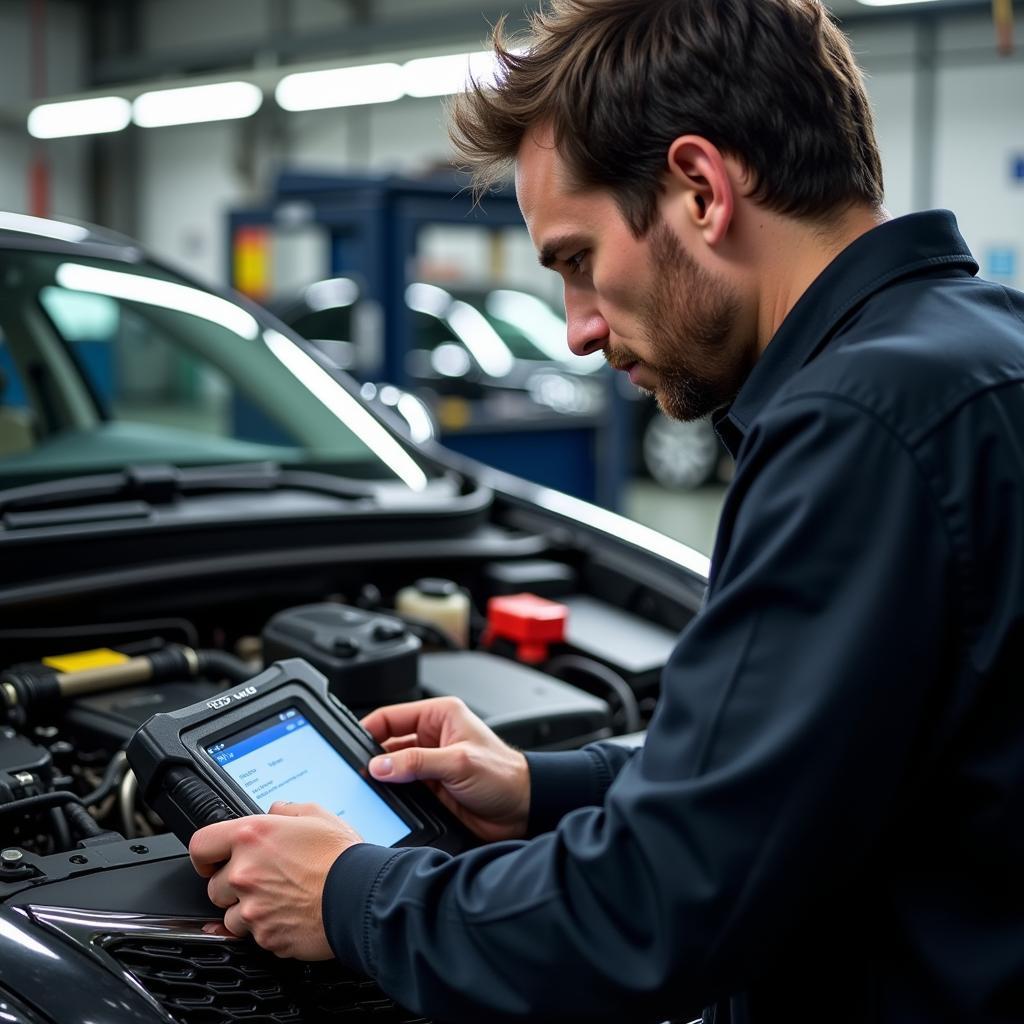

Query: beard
[606,220,749,422]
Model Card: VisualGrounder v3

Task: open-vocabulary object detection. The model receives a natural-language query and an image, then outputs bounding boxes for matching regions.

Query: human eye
[565,249,588,275]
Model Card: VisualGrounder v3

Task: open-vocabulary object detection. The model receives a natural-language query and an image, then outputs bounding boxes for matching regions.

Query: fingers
[361,697,468,745]
[223,902,251,939]
[268,801,335,821]
[206,867,237,909]
[189,819,246,877]
[369,743,469,785]
[381,734,419,753]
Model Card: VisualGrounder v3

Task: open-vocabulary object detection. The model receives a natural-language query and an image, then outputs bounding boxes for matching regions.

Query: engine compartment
[0,513,700,1023]
[0,537,691,867]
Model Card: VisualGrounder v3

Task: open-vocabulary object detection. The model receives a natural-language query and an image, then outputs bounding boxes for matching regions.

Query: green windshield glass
[0,248,429,489]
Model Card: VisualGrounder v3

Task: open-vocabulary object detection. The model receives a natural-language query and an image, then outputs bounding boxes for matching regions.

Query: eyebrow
[538,234,589,269]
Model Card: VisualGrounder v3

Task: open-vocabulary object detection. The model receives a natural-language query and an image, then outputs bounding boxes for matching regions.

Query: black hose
[0,791,112,843]
[545,654,643,734]
[195,649,254,685]
[0,790,87,819]
[49,807,72,852]
[62,801,106,840]
[80,751,127,807]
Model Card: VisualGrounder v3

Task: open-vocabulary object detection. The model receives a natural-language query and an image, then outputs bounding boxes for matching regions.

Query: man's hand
[189,802,361,959]
[362,697,530,842]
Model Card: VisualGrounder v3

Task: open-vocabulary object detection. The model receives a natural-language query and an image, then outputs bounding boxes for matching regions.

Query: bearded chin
[639,219,748,422]
[655,367,727,422]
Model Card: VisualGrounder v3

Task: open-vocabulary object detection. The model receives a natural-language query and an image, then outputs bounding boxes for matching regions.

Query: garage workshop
[0,0,1022,1021]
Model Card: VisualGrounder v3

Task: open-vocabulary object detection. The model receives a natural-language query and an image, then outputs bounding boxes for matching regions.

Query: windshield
[0,247,431,490]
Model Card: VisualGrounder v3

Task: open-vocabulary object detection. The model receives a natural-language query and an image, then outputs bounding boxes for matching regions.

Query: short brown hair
[450,0,884,234]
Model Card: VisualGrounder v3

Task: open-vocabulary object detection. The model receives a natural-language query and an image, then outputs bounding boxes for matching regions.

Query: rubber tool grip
[165,766,238,829]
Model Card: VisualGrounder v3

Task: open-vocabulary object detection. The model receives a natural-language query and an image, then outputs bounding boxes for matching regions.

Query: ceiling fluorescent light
[402,51,499,98]
[134,81,263,128]
[276,63,403,112]
[856,0,943,5]
[28,96,131,139]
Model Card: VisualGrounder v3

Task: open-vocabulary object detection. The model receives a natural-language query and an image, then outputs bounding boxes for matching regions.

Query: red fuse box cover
[485,593,569,664]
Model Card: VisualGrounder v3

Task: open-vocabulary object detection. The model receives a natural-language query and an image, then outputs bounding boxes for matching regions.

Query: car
[279,275,726,489]
[0,211,709,1024]
[275,276,607,419]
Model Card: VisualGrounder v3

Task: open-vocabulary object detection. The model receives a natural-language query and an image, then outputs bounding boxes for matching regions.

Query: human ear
[666,136,734,247]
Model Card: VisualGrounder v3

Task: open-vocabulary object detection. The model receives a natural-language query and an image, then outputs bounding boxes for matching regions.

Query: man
[190,1,1024,1021]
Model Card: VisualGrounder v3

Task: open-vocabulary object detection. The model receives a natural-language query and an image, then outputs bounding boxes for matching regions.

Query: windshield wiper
[0,462,381,518]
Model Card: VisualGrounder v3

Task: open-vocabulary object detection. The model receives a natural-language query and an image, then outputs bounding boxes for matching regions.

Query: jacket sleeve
[524,743,639,836]
[322,394,957,1023]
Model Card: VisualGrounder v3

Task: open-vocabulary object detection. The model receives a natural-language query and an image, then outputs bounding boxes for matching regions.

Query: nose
[564,292,609,358]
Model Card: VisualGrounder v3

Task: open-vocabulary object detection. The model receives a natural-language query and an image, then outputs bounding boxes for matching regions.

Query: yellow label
[438,397,472,432]
[43,648,129,673]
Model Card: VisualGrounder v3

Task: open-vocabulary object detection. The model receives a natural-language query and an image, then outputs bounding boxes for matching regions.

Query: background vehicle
[276,276,606,418]
[0,214,708,1024]
[279,274,727,489]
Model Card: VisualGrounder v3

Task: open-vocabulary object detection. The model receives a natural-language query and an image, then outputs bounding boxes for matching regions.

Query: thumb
[268,801,336,821]
[369,745,467,785]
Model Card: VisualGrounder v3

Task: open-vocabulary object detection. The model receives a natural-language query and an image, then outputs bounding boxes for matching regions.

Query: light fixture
[405,282,451,318]
[396,393,435,443]
[304,277,360,311]
[55,263,260,339]
[486,289,605,372]
[401,51,499,98]
[27,96,131,139]
[275,63,403,112]
[855,0,943,5]
[263,329,429,490]
[445,301,516,378]
[133,81,263,128]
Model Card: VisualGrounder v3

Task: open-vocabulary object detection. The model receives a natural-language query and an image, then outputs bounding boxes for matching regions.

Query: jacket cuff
[322,842,410,973]
[525,749,612,836]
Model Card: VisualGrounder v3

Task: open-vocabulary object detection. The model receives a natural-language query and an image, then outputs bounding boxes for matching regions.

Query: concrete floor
[624,480,728,557]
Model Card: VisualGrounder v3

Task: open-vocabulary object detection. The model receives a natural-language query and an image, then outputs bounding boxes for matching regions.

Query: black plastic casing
[126,658,470,854]
[262,604,421,709]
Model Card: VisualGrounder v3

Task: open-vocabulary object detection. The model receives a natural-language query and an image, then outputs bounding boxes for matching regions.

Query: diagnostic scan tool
[127,658,468,853]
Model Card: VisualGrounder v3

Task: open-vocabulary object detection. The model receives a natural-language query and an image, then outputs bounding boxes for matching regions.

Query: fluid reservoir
[396,578,470,648]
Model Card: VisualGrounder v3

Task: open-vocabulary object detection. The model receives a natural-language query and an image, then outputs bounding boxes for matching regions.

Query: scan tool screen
[206,707,412,847]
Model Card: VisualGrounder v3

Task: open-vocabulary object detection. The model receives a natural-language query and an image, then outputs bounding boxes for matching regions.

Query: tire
[642,413,721,490]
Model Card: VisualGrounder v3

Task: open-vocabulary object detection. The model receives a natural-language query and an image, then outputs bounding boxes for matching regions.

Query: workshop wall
[935,16,1024,285]
[3,4,1022,294]
[853,22,918,218]
[138,0,356,52]
[0,0,89,221]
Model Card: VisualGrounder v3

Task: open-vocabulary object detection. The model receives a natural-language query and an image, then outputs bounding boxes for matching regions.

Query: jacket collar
[713,210,979,458]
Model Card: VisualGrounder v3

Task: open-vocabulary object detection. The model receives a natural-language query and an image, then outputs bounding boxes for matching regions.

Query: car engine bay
[0,506,702,1023]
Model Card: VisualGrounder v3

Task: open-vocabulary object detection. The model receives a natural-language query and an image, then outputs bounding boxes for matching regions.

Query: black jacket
[324,211,1024,1023]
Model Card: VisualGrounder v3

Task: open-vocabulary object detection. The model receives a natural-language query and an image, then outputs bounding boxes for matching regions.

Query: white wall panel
[137,122,243,285]
[861,69,916,217]
[368,97,452,172]
[934,60,1024,285]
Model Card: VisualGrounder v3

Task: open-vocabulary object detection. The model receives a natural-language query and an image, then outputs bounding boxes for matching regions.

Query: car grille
[105,936,430,1024]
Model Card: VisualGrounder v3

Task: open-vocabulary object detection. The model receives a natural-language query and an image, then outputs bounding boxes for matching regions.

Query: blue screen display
[207,707,411,848]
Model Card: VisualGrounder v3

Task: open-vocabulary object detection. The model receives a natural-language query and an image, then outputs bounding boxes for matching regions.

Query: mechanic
[189,1,1024,1021]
